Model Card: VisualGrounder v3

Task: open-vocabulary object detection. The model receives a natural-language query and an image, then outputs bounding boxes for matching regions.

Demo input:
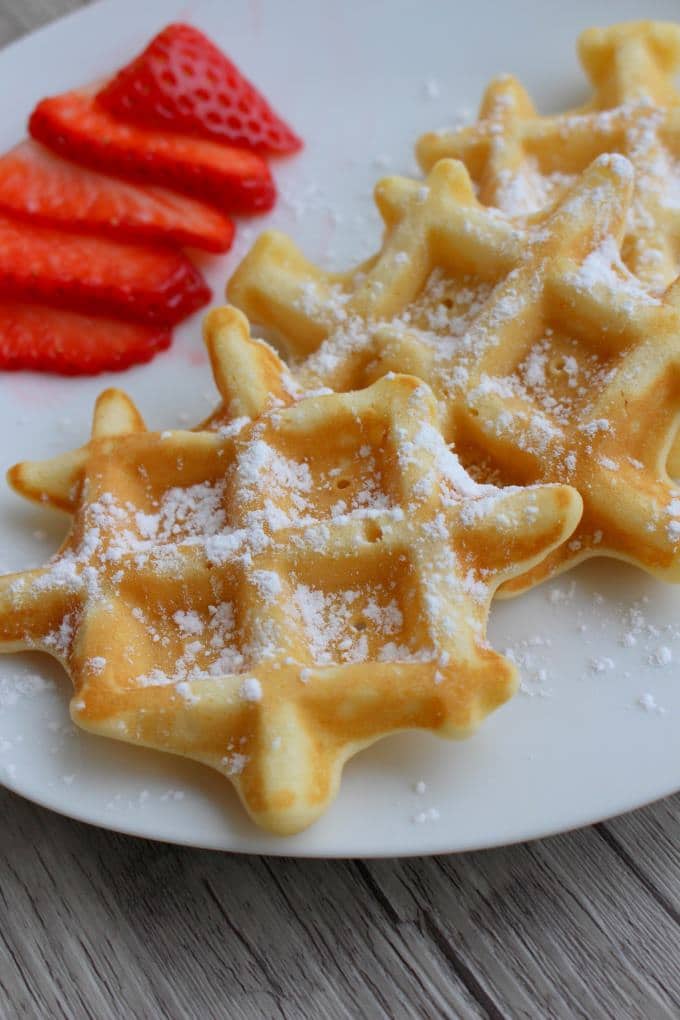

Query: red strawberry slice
[0,302,170,375]
[98,23,302,156]
[30,91,275,214]
[0,212,210,325]
[0,141,234,252]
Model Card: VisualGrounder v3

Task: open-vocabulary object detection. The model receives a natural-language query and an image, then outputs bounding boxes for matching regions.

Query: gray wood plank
[0,0,89,47]
[4,784,679,1020]
[364,826,680,1020]
[1,789,484,1020]
[602,798,680,921]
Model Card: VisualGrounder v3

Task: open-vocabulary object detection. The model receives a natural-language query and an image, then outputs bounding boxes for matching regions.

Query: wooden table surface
[1,2,679,1018]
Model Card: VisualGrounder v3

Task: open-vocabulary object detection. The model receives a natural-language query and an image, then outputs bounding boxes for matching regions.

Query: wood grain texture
[2,787,680,1020]
[0,2,679,1019]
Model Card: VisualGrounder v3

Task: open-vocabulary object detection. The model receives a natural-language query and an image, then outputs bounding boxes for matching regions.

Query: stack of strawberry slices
[0,23,301,375]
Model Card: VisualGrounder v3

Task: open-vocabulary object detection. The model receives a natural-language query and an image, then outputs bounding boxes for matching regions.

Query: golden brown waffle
[229,155,680,593]
[0,307,580,834]
[417,21,680,289]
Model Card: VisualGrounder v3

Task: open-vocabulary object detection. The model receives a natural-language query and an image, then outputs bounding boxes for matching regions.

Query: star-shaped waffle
[0,306,580,834]
[417,20,680,289]
[228,154,680,593]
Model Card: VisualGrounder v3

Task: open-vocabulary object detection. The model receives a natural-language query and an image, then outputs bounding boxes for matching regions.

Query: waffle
[416,20,680,290]
[228,155,680,593]
[0,306,581,834]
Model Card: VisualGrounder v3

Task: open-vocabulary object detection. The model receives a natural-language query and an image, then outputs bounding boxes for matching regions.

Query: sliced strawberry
[0,302,170,375]
[30,91,275,214]
[0,141,234,252]
[0,212,210,325]
[98,23,302,156]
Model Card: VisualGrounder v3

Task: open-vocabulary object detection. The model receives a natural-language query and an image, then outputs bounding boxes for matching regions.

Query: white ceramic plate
[1,0,679,857]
